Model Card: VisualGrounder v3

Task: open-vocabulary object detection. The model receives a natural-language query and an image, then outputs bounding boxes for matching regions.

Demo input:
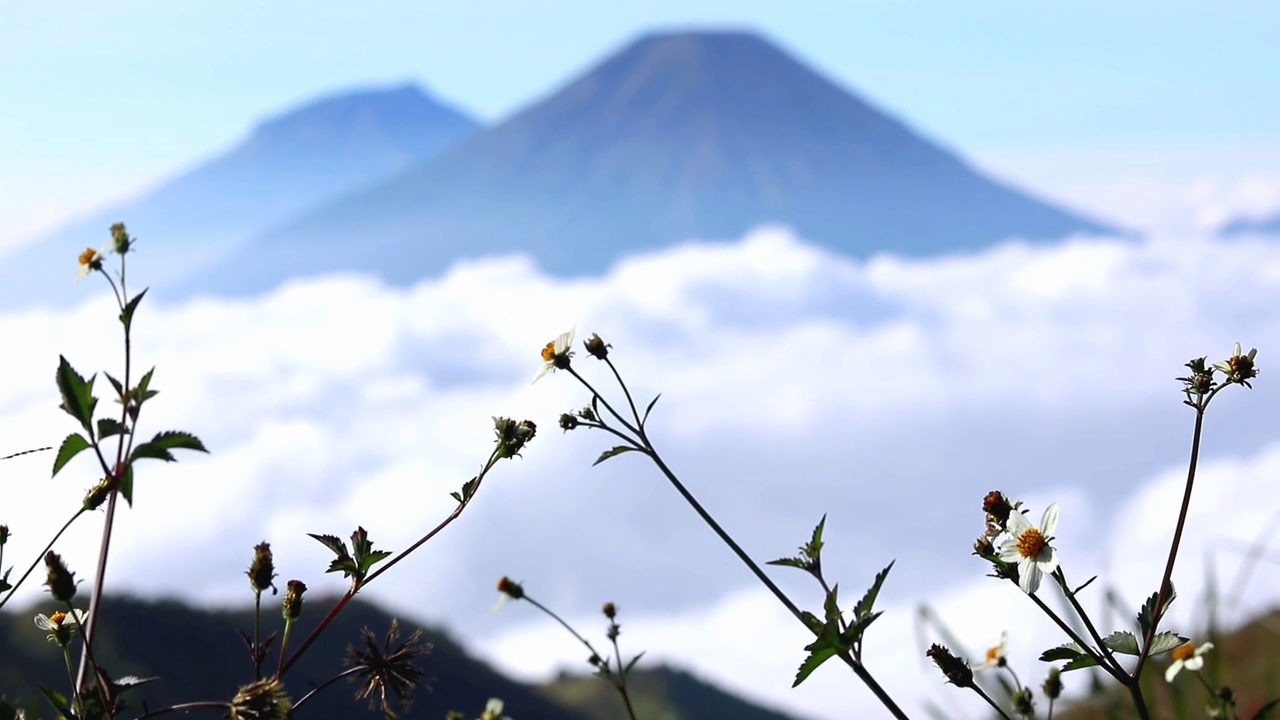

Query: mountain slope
[0,83,479,308]
[206,29,1115,293]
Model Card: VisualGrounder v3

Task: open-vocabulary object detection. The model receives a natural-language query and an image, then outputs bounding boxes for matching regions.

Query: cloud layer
[1,228,1278,718]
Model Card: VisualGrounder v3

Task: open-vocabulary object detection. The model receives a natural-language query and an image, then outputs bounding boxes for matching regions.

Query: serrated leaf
[855,560,895,619]
[52,433,92,478]
[120,288,147,331]
[1040,641,1090,663]
[593,445,636,466]
[97,417,127,440]
[823,584,841,623]
[805,514,827,561]
[38,687,73,717]
[766,557,808,570]
[309,533,350,559]
[119,464,135,506]
[1137,586,1176,636]
[641,393,662,426]
[0,567,12,594]
[1251,698,1280,720]
[1062,654,1102,671]
[56,356,97,434]
[624,651,646,676]
[1101,631,1140,655]
[148,430,207,453]
[359,550,392,576]
[792,645,839,687]
[454,476,479,504]
[134,366,159,404]
[799,610,824,635]
[1148,632,1188,656]
[129,442,175,463]
[105,372,125,401]
[839,610,883,645]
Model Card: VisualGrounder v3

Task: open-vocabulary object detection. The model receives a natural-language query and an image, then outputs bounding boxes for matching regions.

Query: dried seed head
[44,551,76,602]
[926,643,974,689]
[584,333,610,360]
[228,677,292,720]
[1042,667,1063,700]
[248,542,277,595]
[282,580,307,621]
[982,491,1013,527]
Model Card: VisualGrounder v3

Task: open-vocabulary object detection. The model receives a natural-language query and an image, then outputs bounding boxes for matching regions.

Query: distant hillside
[0,83,480,308]
[0,596,809,720]
[539,664,814,720]
[201,29,1116,294]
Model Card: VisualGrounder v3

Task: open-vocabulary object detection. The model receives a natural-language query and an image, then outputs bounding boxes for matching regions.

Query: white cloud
[1,228,1278,719]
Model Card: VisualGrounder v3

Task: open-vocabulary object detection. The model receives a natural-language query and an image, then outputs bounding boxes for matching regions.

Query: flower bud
[559,413,580,431]
[926,643,974,689]
[247,542,277,595]
[496,576,525,600]
[1042,667,1062,700]
[110,222,133,255]
[282,580,307,621]
[44,551,77,602]
[584,333,610,360]
[602,602,617,619]
[0,525,9,545]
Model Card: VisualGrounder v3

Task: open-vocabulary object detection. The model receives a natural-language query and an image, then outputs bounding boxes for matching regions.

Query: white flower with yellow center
[998,503,1059,594]
[1165,641,1213,682]
[975,631,1008,671]
[34,608,88,644]
[76,247,106,282]
[533,327,575,382]
[480,698,511,720]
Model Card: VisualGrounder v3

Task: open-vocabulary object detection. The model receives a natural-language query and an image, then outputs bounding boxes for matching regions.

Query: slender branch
[0,509,85,610]
[568,368,640,437]
[1026,592,1119,680]
[603,358,642,428]
[1054,569,1123,675]
[973,684,1016,720]
[291,667,363,713]
[1133,404,1208,682]
[129,701,229,720]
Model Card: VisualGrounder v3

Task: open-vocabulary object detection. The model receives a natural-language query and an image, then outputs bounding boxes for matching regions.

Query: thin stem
[61,645,81,717]
[129,701,230,720]
[0,509,85,610]
[71,599,116,719]
[253,591,263,680]
[972,684,1016,720]
[640,447,908,719]
[291,666,363,713]
[1054,569,1124,675]
[77,490,120,692]
[276,615,297,678]
[568,368,640,437]
[522,595,604,657]
[1133,403,1209,682]
[603,358,642,428]
[608,631,641,720]
[1026,592,1120,681]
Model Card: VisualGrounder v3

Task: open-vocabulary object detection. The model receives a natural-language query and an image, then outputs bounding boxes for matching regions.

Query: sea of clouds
[1,227,1279,719]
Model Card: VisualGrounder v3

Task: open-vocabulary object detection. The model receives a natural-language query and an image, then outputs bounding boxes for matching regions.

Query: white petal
[34,614,54,631]
[532,364,554,383]
[1165,659,1183,682]
[555,327,575,353]
[485,698,504,713]
[1036,546,1059,574]
[997,540,1022,563]
[1005,509,1032,535]
[1019,560,1042,594]
[1184,656,1204,672]
[1196,642,1214,656]
[1040,503,1060,537]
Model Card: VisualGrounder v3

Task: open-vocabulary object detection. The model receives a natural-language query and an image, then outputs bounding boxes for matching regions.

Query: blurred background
[2,2,1279,718]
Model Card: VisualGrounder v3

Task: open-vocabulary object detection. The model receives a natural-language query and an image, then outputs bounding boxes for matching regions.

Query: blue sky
[3,1,1280,246]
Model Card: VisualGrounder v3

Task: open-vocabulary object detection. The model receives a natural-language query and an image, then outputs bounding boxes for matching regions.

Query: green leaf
[1148,632,1188,656]
[119,464,135,506]
[593,445,636,466]
[1073,575,1098,595]
[623,651,646,676]
[351,526,392,577]
[799,610,824,635]
[129,442,175,463]
[1040,641,1090,663]
[38,687,73,718]
[147,430,207,453]
[1061,655,1101,672]
[97,417,127,440]
[309,533,350,559]
[134,366,159,403]
[104,371,125,401]
[1251,698,1280,720]
[56,356,97,434]
[309,532,363,579]
[0,567,12,594]
[792,645,839,688]
[120,288,147,331]
[451,476,479,504]
[766,557,808,570]
[804,514,827,562]
[641,393,662,426]
[52,433,92,478]
[855,560,895,619]
[839,610,883,646]
[1137,586,1176,636]
[822,584,841,623]
[1101,631,1140,655]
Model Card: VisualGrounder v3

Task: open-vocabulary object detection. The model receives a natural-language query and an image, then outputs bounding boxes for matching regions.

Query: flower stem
[0,509,85,610]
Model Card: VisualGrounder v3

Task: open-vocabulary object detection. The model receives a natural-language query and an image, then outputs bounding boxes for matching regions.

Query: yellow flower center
[79,248,100,266]
[1017,528,1047,559]
[986,645,1001,663]
[49,611,68,627]
[1171,643,1196,661]
[541,341,557,362]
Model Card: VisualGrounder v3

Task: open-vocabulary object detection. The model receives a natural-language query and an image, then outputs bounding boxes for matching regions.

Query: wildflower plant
[0,224,536,720]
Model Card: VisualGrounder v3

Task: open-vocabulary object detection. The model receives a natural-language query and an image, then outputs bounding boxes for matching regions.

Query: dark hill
[205,29,1115,293]
[0,83,479,308]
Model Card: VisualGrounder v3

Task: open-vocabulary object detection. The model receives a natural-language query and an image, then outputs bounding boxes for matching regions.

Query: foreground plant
[535,329,908,719]
[942,344,1271,719]
[0,224,536,720]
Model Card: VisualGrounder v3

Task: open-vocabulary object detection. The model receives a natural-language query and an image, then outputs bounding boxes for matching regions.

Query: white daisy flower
[1165,641,1213,682]
[533,326,575,382]
[974,631,1008,671]
[34,608,88,644]
[998,503,1060,594]
[480,697,511,720]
